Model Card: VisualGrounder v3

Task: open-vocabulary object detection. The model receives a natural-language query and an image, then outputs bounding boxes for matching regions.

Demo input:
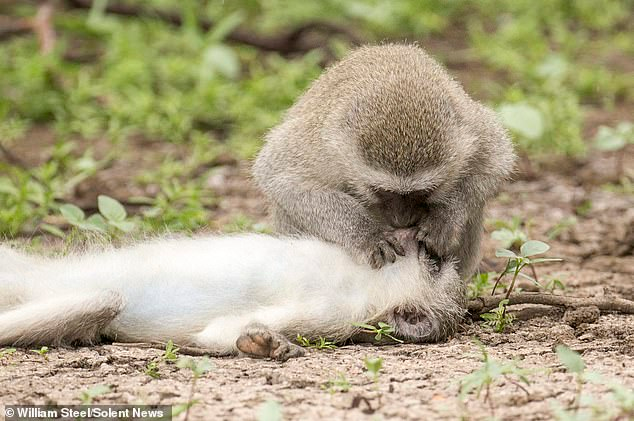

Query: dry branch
[468,292,634,316]
[66,0,362,53]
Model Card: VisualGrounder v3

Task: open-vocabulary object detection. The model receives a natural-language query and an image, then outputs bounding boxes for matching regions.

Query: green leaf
[593,122,633,151]
[201,44,240,80]
[0,177,17,195]
[257,400,282,421]
[98,195,127,222]
[520,240,550,257]
[498,102,545,140]
[109,220,136,233]
[556,345,585,374]
[529,257,563,264]
[536,54,568,80]
[86,214,108,232]
[60,204,85,223]
[495,249,517,258]
[172,401,198,417]
[352,322,377,331]
[40,223,66,238]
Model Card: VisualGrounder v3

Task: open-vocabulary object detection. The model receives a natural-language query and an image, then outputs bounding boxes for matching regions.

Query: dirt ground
[1,147,633,421]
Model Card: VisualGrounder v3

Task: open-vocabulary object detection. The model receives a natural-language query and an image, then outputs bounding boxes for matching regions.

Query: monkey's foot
[236,324,305,361]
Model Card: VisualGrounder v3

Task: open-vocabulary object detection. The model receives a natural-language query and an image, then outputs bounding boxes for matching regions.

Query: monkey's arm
[263,180,405,268]
[417,171,495,279]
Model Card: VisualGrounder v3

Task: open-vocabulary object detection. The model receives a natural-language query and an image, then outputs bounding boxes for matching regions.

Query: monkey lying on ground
[254,44,516,277]
[0,230,464,361]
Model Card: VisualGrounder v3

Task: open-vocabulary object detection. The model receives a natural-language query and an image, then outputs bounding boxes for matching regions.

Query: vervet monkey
[253,44,516,277]
[0,230,463,361]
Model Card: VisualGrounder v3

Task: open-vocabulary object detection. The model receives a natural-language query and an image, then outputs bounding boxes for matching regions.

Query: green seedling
[547,216,577,240]
[459,341,530,413]
[60,195,136,236]
[257,400,283,421]
[490,217,528,249]
[543,278,566,293]
[175,357,214,421]
[296,334,337,350]
[480,299,516,333]
[79,384,111,404]
[594,121,633,179]
[556,345,589,412]
[31,346,49,359]
[493,240,562,298]
[364,356,384,384]
[163,339,180,361]
[353,322,404,343]
[0,348,16,358]
[323,373,351,394]
[144,361,160,379]
[552,346,634,420]
[468,272,497,299]
[575,200,592,217]
[490,240,562,330]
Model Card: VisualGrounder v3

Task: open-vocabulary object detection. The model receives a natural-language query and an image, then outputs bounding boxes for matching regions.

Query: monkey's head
[334,65,478,229]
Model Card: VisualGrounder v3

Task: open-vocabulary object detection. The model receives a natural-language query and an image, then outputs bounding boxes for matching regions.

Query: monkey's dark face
[368,189,430,229]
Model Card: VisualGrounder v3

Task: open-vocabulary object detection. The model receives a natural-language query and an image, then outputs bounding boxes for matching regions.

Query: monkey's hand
[416,205,466,260]
[365,229,418,269]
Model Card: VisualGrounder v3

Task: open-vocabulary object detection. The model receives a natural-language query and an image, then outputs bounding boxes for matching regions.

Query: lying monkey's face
[367,189,430,229]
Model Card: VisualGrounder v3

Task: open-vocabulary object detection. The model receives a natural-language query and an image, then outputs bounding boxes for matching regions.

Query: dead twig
[468,292,634,316]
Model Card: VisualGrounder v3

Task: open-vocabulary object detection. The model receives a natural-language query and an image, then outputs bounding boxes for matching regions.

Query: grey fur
[253,43,516,277]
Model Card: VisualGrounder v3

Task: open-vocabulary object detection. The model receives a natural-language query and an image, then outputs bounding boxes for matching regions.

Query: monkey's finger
[385,236,406,256]
[378,240,397,264]
[368,249,384,269]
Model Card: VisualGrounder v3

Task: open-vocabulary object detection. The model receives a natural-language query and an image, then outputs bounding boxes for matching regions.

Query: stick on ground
[468,292,634,316]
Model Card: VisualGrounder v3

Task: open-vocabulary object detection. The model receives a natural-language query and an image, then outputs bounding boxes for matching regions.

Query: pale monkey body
[0,233,463,359]
[254,44,516,276]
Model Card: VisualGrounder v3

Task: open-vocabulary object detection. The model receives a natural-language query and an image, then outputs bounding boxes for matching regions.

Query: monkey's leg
[194,313,304,361]
[0,290,123,347]
[236,323,305,361]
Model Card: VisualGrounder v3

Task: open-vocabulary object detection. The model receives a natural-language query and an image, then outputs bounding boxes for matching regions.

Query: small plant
[543,278,566,293]
[480,299,516,332]
[468,272,497,299]
[352,322,404,343]
[552,346,634,420]
[79,384,111,404]
[296,334,337,350]
[144,361,160,379]
[162,339,180,361]
[594,121,633,179]
[556,345,588,411]
[459,341,530,413]
[323,373,351,394]
[175,357,214,420]
[364,356,384,384]
[0,348,16,358]
[490,217,528,249]
[547,216,577,240]
[575,200,592,217]
[493,240,562,298]
[60,195,136,236]
[31,346,49,359]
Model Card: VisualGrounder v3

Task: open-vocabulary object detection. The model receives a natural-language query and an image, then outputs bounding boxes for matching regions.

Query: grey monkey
[253,43,516,278]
